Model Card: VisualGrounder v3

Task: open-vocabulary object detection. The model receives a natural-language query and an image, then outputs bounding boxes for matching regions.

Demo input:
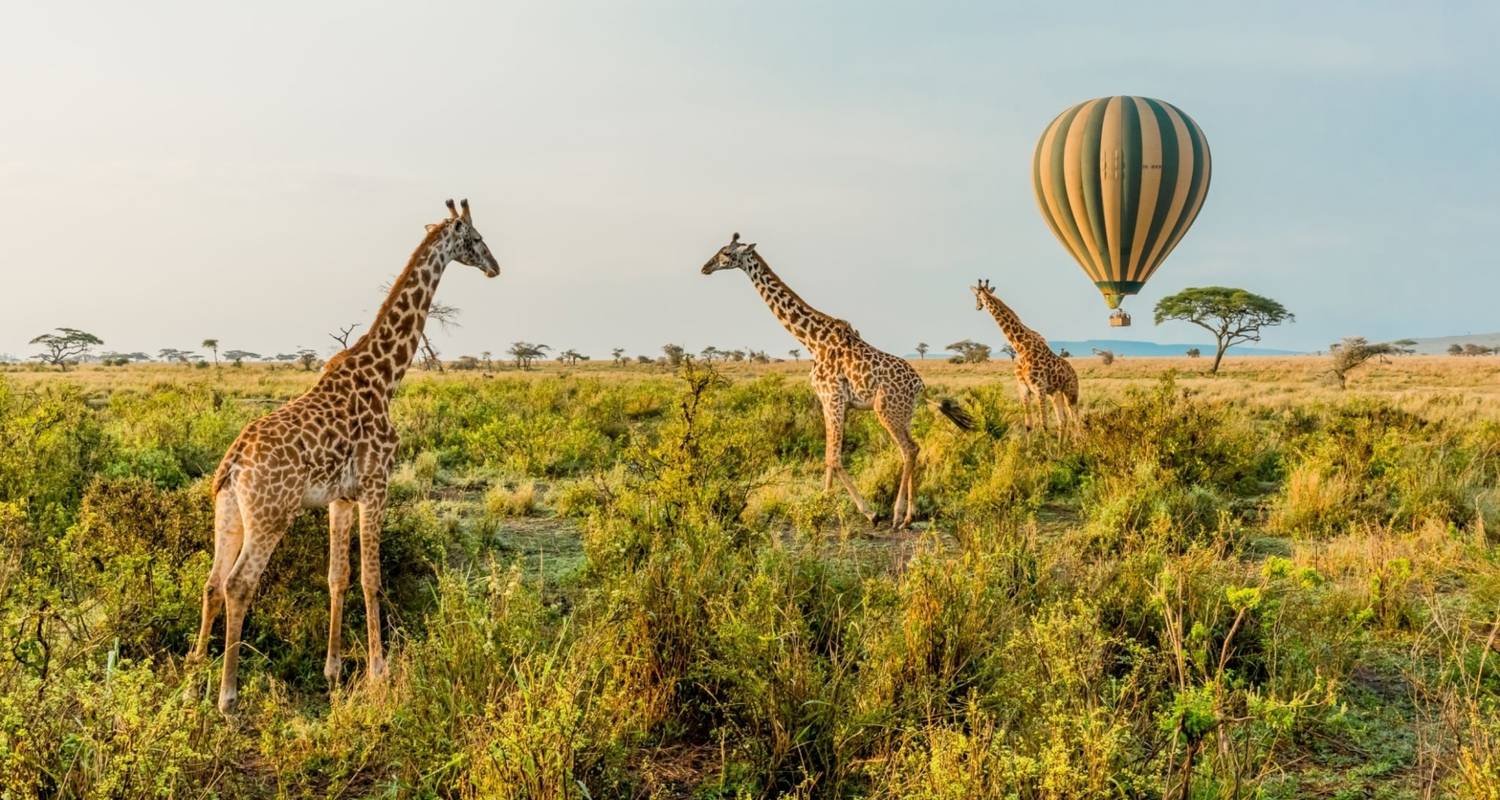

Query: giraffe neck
[347,228,452,398]
[980,292,1042,351]
[742,254,843,353]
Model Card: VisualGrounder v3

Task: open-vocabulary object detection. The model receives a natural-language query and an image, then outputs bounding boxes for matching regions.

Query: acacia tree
[945,339,991,364]
[788,348,801,361]
[557,349,590,366]
[611,347,626,366]
[30,328,103,370]
[158,348,197,365]
[201,338,220,366]
[1154,287,1293,374]
[915,342,929,359]
[223,350,261,366]
[507,342,550,370]
[1329,337,1396,389]
[1000,344,1017,360]
[1092,348,1116,366]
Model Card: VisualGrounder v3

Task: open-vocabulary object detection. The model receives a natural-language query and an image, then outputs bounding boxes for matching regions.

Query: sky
[3,1,1497,361]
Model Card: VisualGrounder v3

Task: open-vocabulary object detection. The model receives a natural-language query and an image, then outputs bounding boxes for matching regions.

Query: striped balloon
[1032,96,1211,310]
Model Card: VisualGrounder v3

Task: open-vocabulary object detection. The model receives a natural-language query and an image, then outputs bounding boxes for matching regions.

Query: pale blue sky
[3,1,1495,360]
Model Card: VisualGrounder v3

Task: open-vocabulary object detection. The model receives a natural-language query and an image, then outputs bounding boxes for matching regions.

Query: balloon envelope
[1032,96,1211,309]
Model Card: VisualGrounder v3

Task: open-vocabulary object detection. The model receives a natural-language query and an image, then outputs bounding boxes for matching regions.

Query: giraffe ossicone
[186,199,501,714]
[702,232,974,530]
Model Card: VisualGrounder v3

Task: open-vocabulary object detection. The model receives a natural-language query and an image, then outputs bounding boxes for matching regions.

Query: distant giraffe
[702,233,974,529]
[971,279,1079,432]
[187,200,501,713]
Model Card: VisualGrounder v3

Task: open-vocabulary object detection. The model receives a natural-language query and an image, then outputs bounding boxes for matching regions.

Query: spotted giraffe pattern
[703,234,973,530]
[187,200,500,713]
[972,279,1079,432]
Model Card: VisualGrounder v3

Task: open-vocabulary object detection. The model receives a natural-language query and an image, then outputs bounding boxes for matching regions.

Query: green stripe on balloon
[1079,99,1110,281]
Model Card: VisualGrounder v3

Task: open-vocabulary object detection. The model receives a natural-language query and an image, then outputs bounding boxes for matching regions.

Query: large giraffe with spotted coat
[187,199,501,713]
[702,233,973,530]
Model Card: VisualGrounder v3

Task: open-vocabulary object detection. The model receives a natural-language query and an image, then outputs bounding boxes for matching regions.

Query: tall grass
[0,361,1496,797]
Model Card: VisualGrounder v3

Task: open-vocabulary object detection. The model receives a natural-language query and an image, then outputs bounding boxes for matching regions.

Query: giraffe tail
[211,440,243,497]
[931,396,977,432]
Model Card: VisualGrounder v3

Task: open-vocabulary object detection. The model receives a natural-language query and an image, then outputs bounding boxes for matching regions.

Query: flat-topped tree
[1154,287,1293,374]
[915,342,929,359]
[1329,337,1397,389]
[30,328,103,370]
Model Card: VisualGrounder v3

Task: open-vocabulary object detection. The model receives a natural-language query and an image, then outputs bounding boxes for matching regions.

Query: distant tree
[157,348,197,365]
[1154,287,1294,374]
[1329,337,1397,389]
[915,342,929,359]
[507,342,550,370]
[1463,343,1496,356]
[944,339,991,364]
[1185,347,1202,359]
[201,338,220,367]
[1000,344,1017,360]
[749,350,770,364]
[700,346,721,363]
[611,347,626,366]
[788,348,801,361]
[662,344,687,367]
[1092,348,1116,366]
[636,354,654,365]
[30,328,103,370]
[1391,339,1417,355]
[453,355,481,371]
[1057,348,1072,358]
[297,349,321,371]
[223,350,261,366]
[557,349,590,366]
[728,349,746,362]
[1447,343,1465,356]
[329,324,360,349]
[481,351,494,371]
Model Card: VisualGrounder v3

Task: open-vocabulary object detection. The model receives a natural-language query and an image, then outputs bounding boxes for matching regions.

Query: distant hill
[916,339,1301,359]
[1050,339,1301,357]
[1394,332,1500,355]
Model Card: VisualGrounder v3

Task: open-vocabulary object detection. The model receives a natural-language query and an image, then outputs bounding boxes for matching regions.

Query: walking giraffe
[187,199,501,713]
[971,279,1079,433]
[702,233,974,530]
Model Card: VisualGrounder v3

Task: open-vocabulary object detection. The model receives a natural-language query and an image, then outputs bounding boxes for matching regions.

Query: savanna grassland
[0,355,1497,798]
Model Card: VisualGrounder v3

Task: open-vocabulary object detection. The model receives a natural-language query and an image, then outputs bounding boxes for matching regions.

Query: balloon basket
[1108,310,1132,328]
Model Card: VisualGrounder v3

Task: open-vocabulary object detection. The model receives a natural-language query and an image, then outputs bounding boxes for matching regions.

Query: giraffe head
[426,199,500,277]
[971,279,995,310]
[700,232,757,275]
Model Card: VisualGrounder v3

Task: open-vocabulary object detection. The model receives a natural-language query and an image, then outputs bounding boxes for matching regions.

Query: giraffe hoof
[217,688,238,716]
[323,656,342,684]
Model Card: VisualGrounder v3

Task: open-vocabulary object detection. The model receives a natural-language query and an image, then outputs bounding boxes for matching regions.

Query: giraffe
[187,199,501,713]
[971,279,1079,433]
[702,233,974,530]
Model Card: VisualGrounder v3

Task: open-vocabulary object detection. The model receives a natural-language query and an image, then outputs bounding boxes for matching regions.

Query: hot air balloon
[1032,96,1211,326]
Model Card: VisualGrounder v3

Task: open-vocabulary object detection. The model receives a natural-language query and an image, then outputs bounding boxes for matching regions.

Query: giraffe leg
[324,499,355,685]
[1017,382,1036,431]
[186,489,243,700]
[218,504,290,714]
[875,398,919,530]
[819,394,876,525]
[357,492,388,682]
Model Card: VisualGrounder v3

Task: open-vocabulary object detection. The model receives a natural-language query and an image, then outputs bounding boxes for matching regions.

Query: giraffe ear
[744,242,757,252]
[425,224,440,233]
